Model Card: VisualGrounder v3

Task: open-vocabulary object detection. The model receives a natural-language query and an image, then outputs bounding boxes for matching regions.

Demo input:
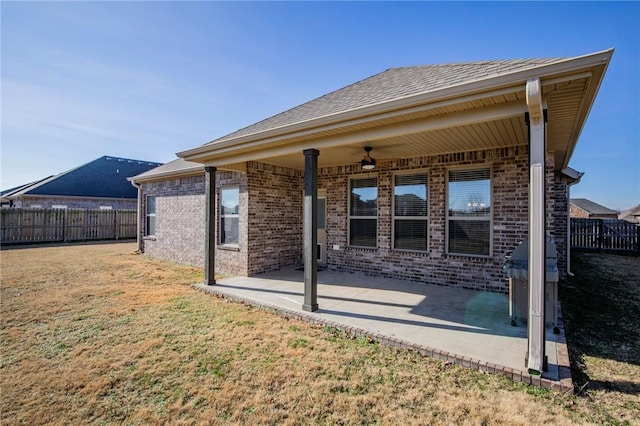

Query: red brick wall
[15,197,137,210]
[138,145,569,293]
[246,162,304,274]
[140,172,248,275]
[316,145,534,293]
[570,205,590,219]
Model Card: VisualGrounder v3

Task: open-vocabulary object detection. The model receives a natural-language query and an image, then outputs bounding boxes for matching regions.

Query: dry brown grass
[0,242,636,425]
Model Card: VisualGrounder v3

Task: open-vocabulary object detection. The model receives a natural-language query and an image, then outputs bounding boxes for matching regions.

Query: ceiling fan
[356,146,401,171]
[361,146,376,170]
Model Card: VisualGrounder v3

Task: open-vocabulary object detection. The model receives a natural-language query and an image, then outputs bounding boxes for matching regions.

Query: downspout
[526,77,546,376]
[565,171,584,277]
[566,184,573,277]
[130,180,143,253]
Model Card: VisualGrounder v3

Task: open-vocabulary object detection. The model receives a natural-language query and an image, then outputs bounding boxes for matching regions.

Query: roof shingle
[207,58,562,145]
[4,156,162,200]
[571,198,618,215]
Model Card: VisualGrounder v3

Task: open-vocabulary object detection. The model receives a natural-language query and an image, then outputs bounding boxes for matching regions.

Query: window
[220,188,239,245]
[447,168,491,256]
[349,177,377,247]
[393,173,428,251]
[145,196,156,236]
[99,206,113,210]
[52,205,68,209]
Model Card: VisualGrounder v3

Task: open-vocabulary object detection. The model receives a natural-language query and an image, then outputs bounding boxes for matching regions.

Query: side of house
[618,204,640,224]
[6,196,137,210]
[136,147,571,293]
[570,198,619,219]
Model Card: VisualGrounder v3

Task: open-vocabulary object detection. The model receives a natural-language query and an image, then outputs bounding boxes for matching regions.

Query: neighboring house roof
[570,198,619,216]
[619,204,640,223]
[1,176,54,199]
[130,158,202,183]
[4,156,162,200]
[178,49,613,174]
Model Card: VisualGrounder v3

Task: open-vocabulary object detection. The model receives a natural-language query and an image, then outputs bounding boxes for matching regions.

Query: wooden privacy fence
[0,209,137,244]
[571,218,639,254]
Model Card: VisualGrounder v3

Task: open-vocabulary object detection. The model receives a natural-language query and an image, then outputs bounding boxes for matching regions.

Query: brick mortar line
[193,283,573,393]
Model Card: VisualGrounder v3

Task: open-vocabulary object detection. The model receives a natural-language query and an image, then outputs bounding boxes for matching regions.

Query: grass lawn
[1,243,638,425]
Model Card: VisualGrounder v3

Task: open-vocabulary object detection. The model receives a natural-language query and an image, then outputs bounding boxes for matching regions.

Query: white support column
[526,78,546,375]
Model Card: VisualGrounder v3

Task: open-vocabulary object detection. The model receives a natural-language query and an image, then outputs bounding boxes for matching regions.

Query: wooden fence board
[1,209,137,244]
[570,218,639,254]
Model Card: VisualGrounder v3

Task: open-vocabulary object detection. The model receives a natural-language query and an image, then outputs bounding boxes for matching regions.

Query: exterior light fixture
[361,146,376,170]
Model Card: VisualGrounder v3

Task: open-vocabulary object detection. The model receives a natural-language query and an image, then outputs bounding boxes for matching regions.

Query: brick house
[131,50,612,301]
[570,198,619,219]
[619,204,640,224]
[2,156,162,210]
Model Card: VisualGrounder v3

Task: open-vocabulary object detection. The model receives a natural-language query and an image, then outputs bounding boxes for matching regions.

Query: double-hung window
[220,188,239,245]
[145,196,156,236]
[447,168,492,256]
[349,177,377,247]
[393,173,428,251]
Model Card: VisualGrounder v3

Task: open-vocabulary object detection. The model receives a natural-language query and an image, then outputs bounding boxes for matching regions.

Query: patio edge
[193,282,574,393]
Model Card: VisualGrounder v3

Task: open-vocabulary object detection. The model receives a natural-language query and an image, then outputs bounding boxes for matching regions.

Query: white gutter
[526,77,546,376]
[179,49,613,161]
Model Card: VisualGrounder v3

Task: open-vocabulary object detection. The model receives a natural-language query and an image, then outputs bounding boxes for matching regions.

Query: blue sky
[1,2,638,210]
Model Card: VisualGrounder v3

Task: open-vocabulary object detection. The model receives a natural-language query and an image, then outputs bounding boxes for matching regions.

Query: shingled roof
[4,156,162,200]
[207,58,561,145]
[570,198,619,215]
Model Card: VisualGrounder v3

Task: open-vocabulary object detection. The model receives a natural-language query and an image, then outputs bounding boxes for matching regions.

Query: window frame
[392,170,429,253]
[219,187,240,247]
[348,175,378,248]
[445,165,493,257]
[145,195,156,237]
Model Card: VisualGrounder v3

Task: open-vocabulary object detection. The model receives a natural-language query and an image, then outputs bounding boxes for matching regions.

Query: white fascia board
[179,49,614,162]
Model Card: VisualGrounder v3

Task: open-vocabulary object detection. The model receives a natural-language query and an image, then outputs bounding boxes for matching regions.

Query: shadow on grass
[559,251,640,396]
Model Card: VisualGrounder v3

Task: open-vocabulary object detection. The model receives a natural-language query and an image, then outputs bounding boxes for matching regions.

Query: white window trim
[219,187,240,247]
[348,174,378,249]
[145,195,156,237]
[445,165,493,258]
[392,169,429,253]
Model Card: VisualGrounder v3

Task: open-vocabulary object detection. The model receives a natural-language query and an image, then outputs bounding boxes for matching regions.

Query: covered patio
[168,50,613,383]
[195,269,572,391]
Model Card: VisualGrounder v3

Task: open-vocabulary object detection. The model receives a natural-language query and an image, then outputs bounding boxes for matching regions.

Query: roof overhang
[179,49,613,172]
[561,167,585,185]
[128,165,203,184]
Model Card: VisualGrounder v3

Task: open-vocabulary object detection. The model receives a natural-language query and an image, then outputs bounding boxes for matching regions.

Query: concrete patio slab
[194,269,572,391]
